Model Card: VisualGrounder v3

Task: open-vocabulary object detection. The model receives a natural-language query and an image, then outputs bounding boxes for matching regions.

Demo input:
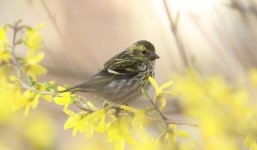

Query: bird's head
[128,40,159,62]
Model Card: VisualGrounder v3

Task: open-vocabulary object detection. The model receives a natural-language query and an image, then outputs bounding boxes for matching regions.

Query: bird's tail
[58,87,84,94]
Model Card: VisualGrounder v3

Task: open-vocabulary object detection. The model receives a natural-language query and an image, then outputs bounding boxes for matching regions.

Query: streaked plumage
[61,40,159,104]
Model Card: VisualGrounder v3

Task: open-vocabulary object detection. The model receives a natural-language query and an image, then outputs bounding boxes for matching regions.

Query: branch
[8,20,198,129]
[162,0,189,67]
[10,20,22,79]
[143,90,170,128]
[143,88,199,128]
[8,21,89,111]
[145,116,199,127]
[8,21,53,96]
[40,0,65,43]
[229,0,257,17]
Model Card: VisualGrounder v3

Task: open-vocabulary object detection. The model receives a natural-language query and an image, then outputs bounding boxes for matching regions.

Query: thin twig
[230,0,257,17]
[144,91,169,127]
[10,20,22,79]
[143,89,199,127]
[20,81,53,95]
[9,21,53,96]
[162,0,189,67]
[40,0,65,42]
[10,25,88,108]
[145,116,199,127]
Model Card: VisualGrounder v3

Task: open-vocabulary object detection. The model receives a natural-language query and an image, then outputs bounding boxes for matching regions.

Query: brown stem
[8,21,53,96]
[10,20,22,78]
[143,89,199,128]
[145,116,199,127]
[144,91,169,127]
[40,0,65,43]
[162,0,189,67]
[9,25,88,109]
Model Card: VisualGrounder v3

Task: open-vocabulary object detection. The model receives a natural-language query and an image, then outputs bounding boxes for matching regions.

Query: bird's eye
[142,50,146,54]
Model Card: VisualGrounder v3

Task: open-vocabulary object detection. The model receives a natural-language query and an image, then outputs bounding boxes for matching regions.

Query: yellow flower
[24,112,55,150]
[24,53,47,77]
[24,23,45,57]
[0,26,10,63]
[130,130,158,150]
[172,69,257,150]
[148,76,173,110]
[63,109,86,136]
[157,131,177,150]
[120,105,146,129]
[15,90,40,116]
[107,115,136,150]
[0,69,20,121]
[64,109,108,137]
[158,124,189,149]
[244,133,257,150]
[54,86,73,109]
[250,69,257,87]
[0,26,8,43]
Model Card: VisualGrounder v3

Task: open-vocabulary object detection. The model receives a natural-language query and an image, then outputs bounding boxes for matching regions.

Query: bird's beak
[150,53,160,60]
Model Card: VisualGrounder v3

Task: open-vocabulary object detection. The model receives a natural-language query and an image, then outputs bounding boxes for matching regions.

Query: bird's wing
[62,50,143,93]
[98,49,142,75]
[102,58,141,75]
[74,58,143,91]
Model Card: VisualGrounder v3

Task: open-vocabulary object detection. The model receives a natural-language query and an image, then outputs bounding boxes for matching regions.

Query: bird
[60,40,159,105]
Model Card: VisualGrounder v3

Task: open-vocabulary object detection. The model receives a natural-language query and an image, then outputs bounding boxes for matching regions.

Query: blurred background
[1,0,257,149]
